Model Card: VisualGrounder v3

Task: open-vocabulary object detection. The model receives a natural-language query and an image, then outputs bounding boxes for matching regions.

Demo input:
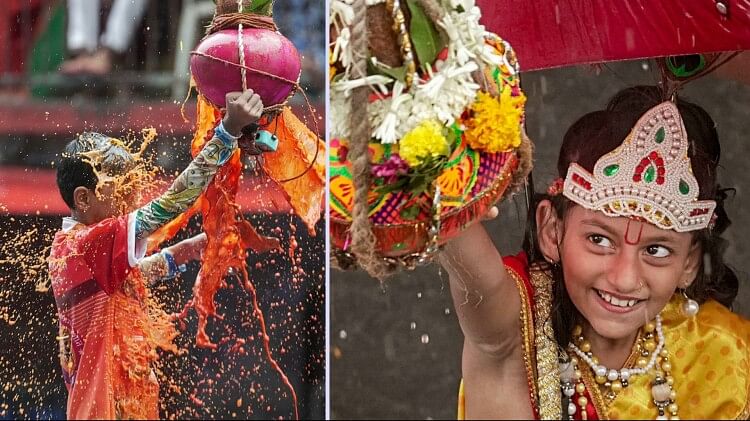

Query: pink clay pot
[190,28,301,108]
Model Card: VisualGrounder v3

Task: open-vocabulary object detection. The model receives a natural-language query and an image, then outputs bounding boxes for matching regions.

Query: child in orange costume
[48,90,263,419]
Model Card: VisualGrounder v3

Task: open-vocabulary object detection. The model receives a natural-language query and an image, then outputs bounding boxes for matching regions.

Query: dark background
[0,215,325,420]
[331,60,750,419]
[0,1,325,419]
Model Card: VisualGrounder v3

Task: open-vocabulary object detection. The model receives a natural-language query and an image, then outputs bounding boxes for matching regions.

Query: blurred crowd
[1,0,325,98]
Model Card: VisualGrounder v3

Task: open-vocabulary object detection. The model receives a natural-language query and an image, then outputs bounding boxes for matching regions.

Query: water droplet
[416,292,422,299]
[420,334,430,344]
[339,330,347,339]
[444,308,451,315]
[410,322,417,330]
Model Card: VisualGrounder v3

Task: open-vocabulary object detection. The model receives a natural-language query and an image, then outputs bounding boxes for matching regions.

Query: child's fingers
[225,91,243,105]
[238,88,257,104]
[251,101,263,116]
[245,93,263,110]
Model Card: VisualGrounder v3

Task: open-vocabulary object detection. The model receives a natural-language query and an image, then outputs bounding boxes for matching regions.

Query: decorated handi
[329,0,532,276]
[147,1,325,418]
[188,0,326,234]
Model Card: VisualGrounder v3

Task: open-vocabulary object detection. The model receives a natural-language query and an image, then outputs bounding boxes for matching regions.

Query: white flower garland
[330,0,518,143]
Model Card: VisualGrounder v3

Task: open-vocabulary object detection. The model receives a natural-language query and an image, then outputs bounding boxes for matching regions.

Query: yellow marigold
[464,85,526,153]
[398,120,450,167]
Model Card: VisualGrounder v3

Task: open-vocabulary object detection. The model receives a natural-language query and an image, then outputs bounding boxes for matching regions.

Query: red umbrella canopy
[477,0,750,71]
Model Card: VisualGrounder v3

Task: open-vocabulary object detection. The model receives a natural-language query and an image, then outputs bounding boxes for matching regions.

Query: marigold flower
[463,85,526,153]
[398,120,450,167]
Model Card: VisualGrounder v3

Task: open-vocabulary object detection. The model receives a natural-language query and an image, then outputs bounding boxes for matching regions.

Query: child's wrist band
[161,250,186,278]
[214,121,240,147]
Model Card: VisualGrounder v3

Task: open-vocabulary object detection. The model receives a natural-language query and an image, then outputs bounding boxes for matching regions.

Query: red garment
[48,214,159,420]
[503,252,599,421]
[1,0,45,74]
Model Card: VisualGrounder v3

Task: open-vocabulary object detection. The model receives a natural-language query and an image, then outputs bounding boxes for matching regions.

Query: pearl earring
[681,289,699,317]
[544,256,559,268]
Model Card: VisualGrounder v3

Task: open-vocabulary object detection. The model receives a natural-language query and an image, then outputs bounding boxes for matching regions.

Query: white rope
[237,0,248,91]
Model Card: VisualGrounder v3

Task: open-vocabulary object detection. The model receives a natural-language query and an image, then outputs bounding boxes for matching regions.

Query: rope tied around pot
[190,4,321,184]
[206,12,278,35]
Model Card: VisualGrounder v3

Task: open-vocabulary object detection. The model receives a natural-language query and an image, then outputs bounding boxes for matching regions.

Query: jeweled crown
[563,101,716,232]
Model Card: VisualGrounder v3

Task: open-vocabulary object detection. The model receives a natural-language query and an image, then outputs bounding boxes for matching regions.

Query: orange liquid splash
[150,95,301,418]
[0,107,319,418]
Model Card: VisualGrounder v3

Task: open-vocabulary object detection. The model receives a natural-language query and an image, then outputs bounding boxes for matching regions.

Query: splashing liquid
[0,219,61,419]
[149,96,300,418]
[0,129,172,419]
[81,128,164,216]
[1,99,322,419]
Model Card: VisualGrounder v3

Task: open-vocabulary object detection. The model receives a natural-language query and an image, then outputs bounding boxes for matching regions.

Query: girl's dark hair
[525,86,738,347]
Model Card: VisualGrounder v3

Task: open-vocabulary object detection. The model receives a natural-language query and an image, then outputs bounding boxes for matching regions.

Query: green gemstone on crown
[655,127,665,143]
[679,180,690,195]
[603,164,620,177]
[644,165,656,183]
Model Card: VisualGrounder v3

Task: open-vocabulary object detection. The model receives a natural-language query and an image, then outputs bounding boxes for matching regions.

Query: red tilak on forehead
[624,218,645,245]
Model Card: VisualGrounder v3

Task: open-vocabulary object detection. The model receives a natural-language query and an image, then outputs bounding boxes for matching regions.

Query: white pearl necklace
[560,314,680,420]
[569,315,664,383]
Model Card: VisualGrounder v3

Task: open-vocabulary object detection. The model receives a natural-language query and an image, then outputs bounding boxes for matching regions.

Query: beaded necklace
[559,315,680,420]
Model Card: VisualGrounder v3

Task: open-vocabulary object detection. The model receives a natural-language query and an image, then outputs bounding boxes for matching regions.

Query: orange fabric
[261,107,325,234]
[49,216,175,419]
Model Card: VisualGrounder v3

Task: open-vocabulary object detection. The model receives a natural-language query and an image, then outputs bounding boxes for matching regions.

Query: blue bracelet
[161,250,186,278]
[213,121,240,148]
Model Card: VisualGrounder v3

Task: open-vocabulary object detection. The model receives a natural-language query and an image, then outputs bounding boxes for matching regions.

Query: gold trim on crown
[563,101,715,232]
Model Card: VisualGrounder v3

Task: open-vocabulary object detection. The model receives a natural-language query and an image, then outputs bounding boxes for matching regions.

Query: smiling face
[537,201,702,342]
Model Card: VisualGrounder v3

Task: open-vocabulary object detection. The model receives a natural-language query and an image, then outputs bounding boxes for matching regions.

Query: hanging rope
[348,0,393,278]
[237,24,249,92]
[207,13,278,35]
[235,1,250,94]
[510,130,534,195]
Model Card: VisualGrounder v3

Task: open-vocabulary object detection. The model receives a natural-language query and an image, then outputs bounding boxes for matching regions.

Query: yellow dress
[458,259,750,420]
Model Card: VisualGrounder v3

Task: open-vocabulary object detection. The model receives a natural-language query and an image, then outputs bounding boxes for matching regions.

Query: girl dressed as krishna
[441,84,750,420]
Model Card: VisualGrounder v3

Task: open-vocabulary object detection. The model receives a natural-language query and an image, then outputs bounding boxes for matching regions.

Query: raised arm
[134,90,262,239]
[439,216,534,419]
[438,219,521,356]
